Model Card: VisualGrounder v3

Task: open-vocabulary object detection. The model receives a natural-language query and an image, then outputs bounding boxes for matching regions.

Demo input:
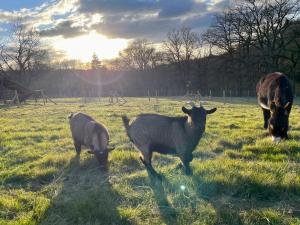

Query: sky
[0,0,229,62]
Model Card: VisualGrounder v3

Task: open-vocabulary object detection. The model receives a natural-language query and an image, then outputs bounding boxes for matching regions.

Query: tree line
[1,0,300,98]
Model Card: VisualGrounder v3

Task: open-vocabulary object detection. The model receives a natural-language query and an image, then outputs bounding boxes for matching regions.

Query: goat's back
[127,114,187,149]
[69,112,95,144]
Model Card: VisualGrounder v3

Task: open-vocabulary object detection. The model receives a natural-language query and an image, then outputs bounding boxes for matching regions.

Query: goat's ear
[206,108,217,114]
[284,102,291,110]
[270,101,276,113]
[182,106,191,115]
[107,146,115,152]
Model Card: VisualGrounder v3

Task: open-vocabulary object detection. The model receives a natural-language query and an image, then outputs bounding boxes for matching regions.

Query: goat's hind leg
[139,149,161,179]
[74,141,81,155]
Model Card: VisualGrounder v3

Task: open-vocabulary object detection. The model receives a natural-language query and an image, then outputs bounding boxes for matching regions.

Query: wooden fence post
[41,90,46,105]
[223,90,226,104]
[247,90,250,101]
[15,90,20,106]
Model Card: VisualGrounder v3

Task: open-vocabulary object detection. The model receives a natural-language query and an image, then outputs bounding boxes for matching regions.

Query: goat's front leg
[179,151,193,175]
[262,108,270,129]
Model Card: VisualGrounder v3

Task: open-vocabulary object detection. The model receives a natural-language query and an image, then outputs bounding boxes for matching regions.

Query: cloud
[158,0,199,18]
[78,0,206,18]
[0,0,229,42]
[212,0,230,11]
[78,0,157,14]
[92,16,180,41]
[0,0,77,29]
[39,20,86,38]
[0,11,18,23]
[79,0,215,40]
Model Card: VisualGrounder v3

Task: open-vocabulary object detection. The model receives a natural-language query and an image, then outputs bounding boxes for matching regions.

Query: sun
[53,31,128,62]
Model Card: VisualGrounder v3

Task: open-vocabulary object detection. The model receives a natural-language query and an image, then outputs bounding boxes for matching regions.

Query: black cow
[256,72,293,142]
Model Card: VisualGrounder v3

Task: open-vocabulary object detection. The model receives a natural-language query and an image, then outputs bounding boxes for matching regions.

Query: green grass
[0,97,299,225]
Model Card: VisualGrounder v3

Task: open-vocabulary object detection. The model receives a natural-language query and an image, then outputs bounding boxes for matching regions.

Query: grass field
[0,97,300,225]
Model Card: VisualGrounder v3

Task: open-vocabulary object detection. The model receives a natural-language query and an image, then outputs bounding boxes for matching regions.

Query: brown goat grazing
[68,112,114,168]
[122,103,217,177]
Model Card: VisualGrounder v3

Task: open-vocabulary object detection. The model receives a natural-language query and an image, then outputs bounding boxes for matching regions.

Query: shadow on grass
[2,169,59,192]
[39,155,132,225]
[149,175,179,225]
[218,136,257,150]
[219,140,243,149]
[194,175,300,200]
[226,144,300,162]
[192,173,300,224]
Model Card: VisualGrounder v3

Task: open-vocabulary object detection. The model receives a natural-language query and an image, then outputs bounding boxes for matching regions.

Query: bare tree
[163,26,200,90]
[0,19,46,84]
[235,0,300,72]
[202,0,300,89]
[119,39,157,71]
[104,58,123,71]
[202,12,236,55]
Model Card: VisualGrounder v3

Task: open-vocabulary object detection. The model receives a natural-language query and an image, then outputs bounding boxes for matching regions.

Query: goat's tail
[121,115,131,140]
[68,113,74,119]
[122,115,130,131]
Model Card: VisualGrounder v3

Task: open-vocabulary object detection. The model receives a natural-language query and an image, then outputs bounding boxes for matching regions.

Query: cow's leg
[262,108,270,129]
[74,141,81,155]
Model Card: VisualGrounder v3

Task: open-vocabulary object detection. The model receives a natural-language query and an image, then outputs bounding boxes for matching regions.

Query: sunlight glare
[53,31,128,62]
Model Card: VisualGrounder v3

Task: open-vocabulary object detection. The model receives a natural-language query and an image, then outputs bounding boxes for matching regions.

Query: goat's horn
[186,101,195,107]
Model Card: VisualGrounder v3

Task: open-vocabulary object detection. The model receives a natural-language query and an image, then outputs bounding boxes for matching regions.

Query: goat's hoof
[176,163,183,170]
[184,168,193,176]
[157,174,163,180]
[150,172,162,181]
[99,165,108,172]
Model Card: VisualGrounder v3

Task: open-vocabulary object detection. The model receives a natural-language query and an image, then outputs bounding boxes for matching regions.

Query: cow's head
[269,102,291,142]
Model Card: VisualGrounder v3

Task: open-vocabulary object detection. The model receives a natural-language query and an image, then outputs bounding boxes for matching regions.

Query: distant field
[0,97,300,225]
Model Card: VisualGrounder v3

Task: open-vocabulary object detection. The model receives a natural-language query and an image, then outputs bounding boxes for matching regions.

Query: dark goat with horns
[122,102,217,177]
